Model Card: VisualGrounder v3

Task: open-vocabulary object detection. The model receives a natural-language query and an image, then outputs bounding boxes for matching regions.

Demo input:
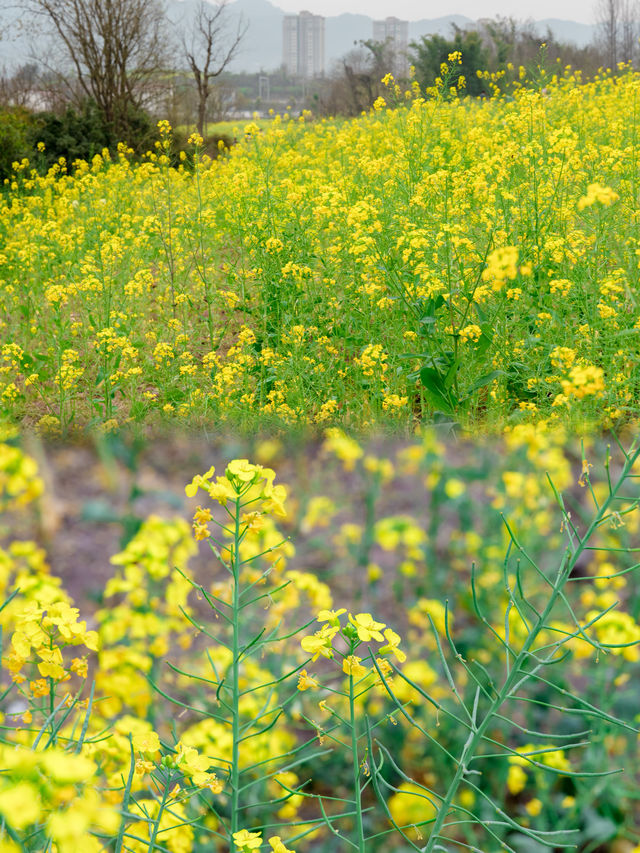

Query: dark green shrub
[30,100,156,169]
[204,133,234,158]
[0,108,34,183]
[113,102,155,154]
[30,101,114,168]
[167,131,235,168]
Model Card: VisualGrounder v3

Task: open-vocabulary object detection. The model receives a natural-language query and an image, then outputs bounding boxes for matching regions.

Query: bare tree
[183,0,247,135]
[595,0,621,66]
[23,0,168,139]
[320,40,395,117]
[0,62,40,108]
[620,0,640,62]
[594,0,640,66]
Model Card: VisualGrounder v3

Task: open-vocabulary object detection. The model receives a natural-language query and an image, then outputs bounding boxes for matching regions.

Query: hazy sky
[272,1,596,25]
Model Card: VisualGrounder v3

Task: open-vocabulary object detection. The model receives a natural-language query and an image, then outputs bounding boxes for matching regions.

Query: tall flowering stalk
[184,460,312,850]
[299,609,407,851]
[369,438,640,852]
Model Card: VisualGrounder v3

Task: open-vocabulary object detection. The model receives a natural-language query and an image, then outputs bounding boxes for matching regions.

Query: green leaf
[579,808,618,844]
[509,834,556,853]
[476,324,494,357]
[418,294,446,335]
[81,499,121,524]
[419,366,454,413]
[467,369,504,395]
[444,356,461,390]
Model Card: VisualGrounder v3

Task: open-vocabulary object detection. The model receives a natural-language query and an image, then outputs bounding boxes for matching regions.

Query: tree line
[321,3,640,117]
[0,0,639,177]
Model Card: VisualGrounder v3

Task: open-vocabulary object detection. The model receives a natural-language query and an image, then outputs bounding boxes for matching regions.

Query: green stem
[193,149,215,352]
[48,634,55,743]
[349,673,365,853]
[231,496,241,838]
[147,774,171,852]
[358,473,380,606]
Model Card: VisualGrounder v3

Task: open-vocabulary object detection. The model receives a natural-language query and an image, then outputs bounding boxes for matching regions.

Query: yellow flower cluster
[481,246,519,291]
[323,428,364,471]
[577,181,619,210]
[6,601,98,685]
[185,460,287,519]
[98,515,197,716]
[0,440,43,510]
[300,609,406,673]
[458,323,482,343]
[0,744,118,852]
[560,363,605,400]
[233,830,296,852]
[355,343,388,378]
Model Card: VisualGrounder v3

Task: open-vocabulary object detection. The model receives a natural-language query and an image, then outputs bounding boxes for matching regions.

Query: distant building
[283,11,325,78]
[373,16,409,73]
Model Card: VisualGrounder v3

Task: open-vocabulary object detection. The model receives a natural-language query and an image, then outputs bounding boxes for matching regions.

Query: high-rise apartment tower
[283,11,325,77]
[373,16,409,72]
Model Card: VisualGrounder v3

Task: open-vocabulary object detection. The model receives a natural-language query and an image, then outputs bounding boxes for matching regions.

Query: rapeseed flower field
[3,55,640,853]
[2,66,640,433]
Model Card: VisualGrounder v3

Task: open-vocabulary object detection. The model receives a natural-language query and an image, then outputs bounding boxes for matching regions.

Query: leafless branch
[183,0,248,134]
[22,0,169,139]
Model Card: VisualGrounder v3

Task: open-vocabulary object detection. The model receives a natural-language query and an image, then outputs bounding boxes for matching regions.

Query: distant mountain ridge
[0,0,596,74]
[166,0,597,72]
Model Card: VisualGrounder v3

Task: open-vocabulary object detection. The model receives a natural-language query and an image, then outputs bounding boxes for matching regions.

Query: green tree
[410,28,489,97]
